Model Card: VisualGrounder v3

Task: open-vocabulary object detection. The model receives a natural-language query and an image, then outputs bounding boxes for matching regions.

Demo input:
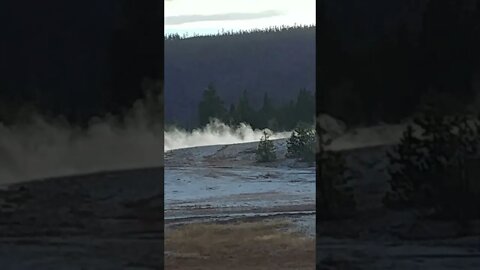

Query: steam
[165,119,291,151]
[0,97,163,185]
[326,124,406,151]
[0,98,294,184]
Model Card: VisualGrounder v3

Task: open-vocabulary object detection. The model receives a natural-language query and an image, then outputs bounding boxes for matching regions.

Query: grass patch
[165,219,314,270]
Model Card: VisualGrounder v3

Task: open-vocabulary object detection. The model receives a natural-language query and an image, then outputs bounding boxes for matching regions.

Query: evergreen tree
[234,90,254,126]
[384,106,480,221]
[261,92,273,113]
[318,122,355,218]
[227,103,236,125]
[198,83,227,126]
[256,130,277,162]
[280,100,296,130]
[286,124,316,162]
[294,88,315,125]
[259,92,275,129]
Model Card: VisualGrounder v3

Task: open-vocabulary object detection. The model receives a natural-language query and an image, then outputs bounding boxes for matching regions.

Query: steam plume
[165,119,291,151]
[0,94,163,185]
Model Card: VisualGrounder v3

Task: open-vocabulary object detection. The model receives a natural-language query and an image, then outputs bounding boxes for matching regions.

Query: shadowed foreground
[0,167,163,270]
[316,123,480,269]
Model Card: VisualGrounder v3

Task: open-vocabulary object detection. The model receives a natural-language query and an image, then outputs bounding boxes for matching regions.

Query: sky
[164,0,315,37]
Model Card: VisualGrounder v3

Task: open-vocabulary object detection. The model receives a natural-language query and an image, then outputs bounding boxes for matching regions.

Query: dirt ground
[165,219,315,270]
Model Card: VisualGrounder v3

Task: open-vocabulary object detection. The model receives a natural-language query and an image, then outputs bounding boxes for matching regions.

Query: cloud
[165,10,283,25]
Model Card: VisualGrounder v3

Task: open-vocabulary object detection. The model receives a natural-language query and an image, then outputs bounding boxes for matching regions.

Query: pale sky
[165,0,315,37]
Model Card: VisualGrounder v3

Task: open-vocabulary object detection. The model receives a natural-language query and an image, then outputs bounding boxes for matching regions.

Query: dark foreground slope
[0,167,163,269]
[164,26,316,128]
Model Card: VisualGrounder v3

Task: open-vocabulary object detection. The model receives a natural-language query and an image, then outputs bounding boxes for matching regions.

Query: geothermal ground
[164,139,316,269]
[164,139,315,230]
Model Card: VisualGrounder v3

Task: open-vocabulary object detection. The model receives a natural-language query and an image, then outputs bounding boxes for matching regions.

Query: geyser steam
[164,119,291,151]
[0,95,163,185]
[0,100,292,184]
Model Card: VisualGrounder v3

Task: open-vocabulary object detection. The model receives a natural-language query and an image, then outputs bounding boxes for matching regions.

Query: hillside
[166,0,480,129]
[164,26,315,128]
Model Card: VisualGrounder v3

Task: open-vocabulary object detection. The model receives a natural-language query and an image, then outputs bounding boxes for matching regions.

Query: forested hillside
[166,0,480,129]
[2,0,480,129]
[164,26,316,128]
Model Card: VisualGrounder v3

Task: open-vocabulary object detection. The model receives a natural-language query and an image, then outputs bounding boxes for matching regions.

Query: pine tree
[198,83,227,126]
[227,103,236,125]
[259,92,275,129]
[294,88,315,125]
[256,130,277,162]
[278,100,296,130]
[235,89,254,126]
[286,124,316,162]
[384,106,480,221]
[318,122,355,218]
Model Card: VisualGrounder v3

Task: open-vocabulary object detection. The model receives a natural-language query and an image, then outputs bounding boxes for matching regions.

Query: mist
[0,95,163,185]
[0,98,297,184]
[165,119,291,151]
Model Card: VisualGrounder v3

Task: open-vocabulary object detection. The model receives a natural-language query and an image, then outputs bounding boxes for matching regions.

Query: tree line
[197,83,315,131]
[164,24,315,41]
